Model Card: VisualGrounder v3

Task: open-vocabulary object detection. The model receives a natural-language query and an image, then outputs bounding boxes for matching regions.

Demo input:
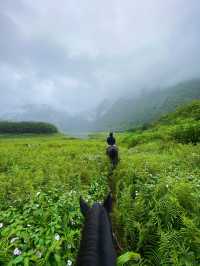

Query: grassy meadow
[0,101,200,265]
[0,135,111,265]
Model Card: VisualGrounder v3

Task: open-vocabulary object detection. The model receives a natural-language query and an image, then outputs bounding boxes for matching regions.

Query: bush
[171,121,200,144]
[125,130,166,148]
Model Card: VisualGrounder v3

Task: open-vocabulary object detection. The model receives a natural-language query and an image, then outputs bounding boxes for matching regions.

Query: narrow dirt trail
[107,164,123,254]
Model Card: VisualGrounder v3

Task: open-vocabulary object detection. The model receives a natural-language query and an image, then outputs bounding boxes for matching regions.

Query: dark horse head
[107,146,119,167]
[77,194,116,266]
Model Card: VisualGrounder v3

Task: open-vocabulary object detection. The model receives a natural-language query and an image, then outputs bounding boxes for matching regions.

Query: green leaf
[13,255,24,264]
[117,251,141,265]
[54,254,62,265]
[24,257,29,266]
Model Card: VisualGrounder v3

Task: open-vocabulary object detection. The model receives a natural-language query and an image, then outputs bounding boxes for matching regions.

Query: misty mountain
[0,100,114,133]
[77,99,113,122]
[94,79,200,130]
[1,79,200,134]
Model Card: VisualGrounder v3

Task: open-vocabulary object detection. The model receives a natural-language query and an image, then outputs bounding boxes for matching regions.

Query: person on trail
[107,132,116,146]
[106,132,118,166]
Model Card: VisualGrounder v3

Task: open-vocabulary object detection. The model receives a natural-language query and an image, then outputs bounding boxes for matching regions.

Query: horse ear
[103,193,112,213]
[80,197,90,216]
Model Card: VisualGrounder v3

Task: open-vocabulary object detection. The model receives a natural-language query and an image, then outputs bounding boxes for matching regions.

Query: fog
[0,0,200,115]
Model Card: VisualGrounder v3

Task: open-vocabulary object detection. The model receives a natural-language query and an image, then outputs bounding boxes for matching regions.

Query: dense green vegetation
[0,122,58,134]
[113,141,200,265]
[122,100,200,147]
[0,135,110,265]
[0,100,199,265]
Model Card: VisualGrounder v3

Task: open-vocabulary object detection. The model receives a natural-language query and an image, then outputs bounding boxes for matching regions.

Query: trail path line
[107,165,123,253]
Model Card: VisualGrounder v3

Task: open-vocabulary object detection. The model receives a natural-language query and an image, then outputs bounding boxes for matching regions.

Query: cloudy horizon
[0,0,200,114]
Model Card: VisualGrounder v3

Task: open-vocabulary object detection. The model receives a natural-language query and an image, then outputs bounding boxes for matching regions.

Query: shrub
[171,121,200,144]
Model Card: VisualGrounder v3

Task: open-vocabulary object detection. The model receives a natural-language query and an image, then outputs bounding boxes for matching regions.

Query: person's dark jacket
[107,136,116,145]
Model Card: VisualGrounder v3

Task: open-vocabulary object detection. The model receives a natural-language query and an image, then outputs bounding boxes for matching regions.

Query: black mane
[77,202,116,266]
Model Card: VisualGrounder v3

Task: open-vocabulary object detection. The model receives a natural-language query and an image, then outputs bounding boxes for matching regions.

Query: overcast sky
[0,0,200,113]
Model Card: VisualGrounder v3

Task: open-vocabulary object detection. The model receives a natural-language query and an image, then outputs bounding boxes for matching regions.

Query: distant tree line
[0,121,58,134]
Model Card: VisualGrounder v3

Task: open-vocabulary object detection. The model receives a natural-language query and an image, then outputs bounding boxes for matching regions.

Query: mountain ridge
[1,79,200,133]
[95,78,200,131]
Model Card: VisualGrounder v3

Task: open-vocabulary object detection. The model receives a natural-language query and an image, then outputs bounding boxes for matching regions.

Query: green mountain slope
[122,100,200,148]
[158,100,200,125]
[96,79,200,131]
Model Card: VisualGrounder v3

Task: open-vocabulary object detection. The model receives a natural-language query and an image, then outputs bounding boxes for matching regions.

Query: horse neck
[77,208,116,266]
[99,209,116,266]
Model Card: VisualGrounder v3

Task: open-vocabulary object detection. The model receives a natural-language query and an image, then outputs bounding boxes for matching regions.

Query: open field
[0,125,200,265]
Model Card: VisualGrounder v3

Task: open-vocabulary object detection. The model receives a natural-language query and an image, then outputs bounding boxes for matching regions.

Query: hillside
[95,79,200,131]
[158,100,200,124]
[121,100,200,148]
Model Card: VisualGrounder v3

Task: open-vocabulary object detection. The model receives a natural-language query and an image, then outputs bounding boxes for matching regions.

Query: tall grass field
[0,101,200,265]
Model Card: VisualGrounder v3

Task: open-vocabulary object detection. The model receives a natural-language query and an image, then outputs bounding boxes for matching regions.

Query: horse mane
[99,207,116,265]
[76,204,116,266]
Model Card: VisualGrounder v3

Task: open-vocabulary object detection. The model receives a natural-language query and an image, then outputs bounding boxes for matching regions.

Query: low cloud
[0,0,200,114]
